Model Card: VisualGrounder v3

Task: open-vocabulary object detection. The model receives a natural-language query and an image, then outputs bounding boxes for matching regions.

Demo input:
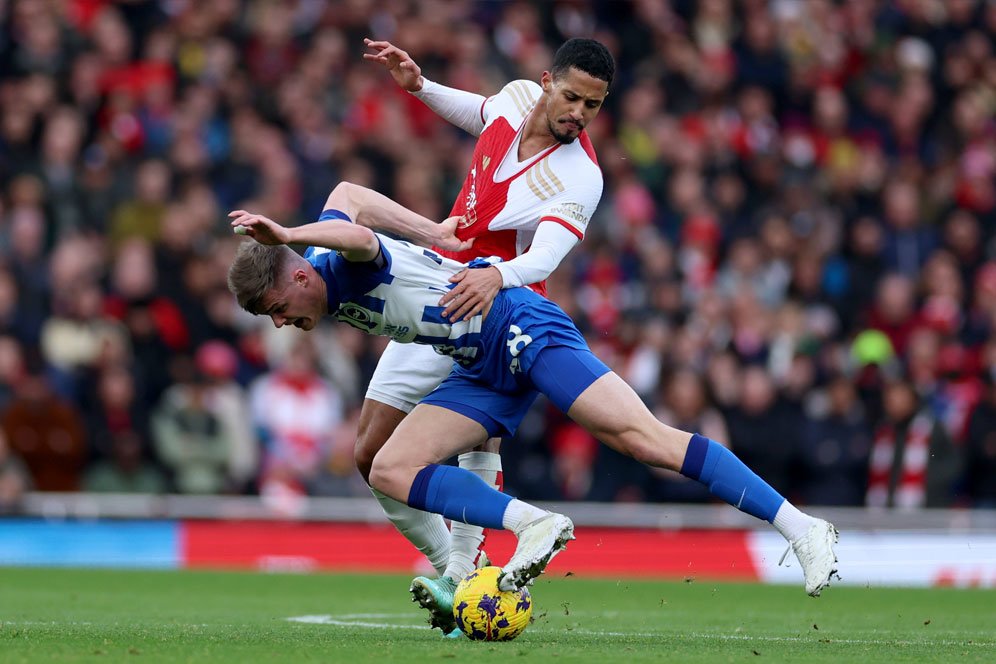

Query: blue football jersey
[305,233,609,437]
[305,235,485,365]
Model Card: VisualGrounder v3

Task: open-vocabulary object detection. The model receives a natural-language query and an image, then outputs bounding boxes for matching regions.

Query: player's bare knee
[355,402,402,483]
[367,456,401,498]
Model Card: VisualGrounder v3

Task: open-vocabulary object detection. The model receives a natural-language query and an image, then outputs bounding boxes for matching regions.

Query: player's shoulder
[490,79,542,122]
[498,79,542,98]
[550,135,602,182]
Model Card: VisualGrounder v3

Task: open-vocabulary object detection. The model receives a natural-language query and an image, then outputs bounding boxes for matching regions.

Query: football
[452,566,533,641]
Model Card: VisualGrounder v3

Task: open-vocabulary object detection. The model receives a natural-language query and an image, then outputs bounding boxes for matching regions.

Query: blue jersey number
[422,249,443,265]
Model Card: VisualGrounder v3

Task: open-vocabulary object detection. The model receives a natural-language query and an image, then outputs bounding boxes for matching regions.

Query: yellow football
[452,566,533,641]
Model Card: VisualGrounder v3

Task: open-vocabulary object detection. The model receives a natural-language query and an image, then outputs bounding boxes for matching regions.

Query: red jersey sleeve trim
[579,131,599,167]
[540,215,584,240]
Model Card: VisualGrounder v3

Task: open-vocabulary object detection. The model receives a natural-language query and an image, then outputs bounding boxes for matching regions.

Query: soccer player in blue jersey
[226,183,839,622]
[359,37,614,630]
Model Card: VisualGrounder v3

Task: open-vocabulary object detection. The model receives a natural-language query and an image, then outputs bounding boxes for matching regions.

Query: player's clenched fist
[363,38,423,92]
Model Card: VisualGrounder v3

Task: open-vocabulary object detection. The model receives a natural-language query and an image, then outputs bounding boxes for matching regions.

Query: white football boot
[498,513,575,591]
[779,519,840,596]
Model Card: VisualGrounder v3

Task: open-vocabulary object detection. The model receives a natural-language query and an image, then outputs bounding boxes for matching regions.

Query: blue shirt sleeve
[305,238,395,313]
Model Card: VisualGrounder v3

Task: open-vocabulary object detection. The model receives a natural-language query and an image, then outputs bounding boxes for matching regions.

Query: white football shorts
[364,340,455,413]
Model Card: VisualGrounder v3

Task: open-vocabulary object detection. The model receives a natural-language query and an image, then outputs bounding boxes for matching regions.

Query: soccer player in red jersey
[359,37,613,633]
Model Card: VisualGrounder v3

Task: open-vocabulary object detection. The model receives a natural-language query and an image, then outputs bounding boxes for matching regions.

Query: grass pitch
[1,567,993,663]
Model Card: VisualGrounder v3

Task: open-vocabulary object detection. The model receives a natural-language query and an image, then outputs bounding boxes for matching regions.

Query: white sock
[444,451,502,581]
[370,486,450,576]
[773,501,818,543]
[501,499,549,535]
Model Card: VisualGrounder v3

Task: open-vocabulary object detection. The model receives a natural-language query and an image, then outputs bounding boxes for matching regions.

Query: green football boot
[410,575,458,634]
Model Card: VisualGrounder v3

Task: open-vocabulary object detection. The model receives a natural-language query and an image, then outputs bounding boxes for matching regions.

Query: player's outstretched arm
[323,181,473,253]
[229,210,379,263]
[363,38,488,136]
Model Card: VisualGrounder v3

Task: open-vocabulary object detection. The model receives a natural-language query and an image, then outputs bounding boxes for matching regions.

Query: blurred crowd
[1,0,995,514]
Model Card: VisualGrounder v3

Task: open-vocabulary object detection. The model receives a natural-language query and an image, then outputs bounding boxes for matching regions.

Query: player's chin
[552,128,579,144]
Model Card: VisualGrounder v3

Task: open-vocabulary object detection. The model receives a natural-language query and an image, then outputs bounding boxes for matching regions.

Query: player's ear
[541,70,552,93]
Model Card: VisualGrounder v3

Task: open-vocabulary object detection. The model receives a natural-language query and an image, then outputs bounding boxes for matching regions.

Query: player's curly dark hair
[551,38,615,88]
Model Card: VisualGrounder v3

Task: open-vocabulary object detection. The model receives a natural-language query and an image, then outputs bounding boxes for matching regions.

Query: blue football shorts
[420,287,610,437]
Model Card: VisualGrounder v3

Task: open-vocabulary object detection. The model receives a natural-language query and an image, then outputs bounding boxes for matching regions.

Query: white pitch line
[1,621,95,626]
[287,615,425,631]
[285,615,996,648]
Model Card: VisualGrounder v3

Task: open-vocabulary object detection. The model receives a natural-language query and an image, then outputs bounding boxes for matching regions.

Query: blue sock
[407,464,512,530]
[679,433,785,523]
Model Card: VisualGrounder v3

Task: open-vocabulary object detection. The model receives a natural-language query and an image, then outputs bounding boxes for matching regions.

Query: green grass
[0,568,993,663]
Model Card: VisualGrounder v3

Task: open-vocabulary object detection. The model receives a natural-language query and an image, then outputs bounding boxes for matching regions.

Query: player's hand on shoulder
[434,216,475,252]
[229,210,291,245]
[363,38,423,92]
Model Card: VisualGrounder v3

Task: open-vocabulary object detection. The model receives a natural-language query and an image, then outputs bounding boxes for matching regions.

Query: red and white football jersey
[435,80,603,296]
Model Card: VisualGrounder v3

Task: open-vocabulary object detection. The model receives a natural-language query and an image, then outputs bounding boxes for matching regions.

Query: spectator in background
[0,367,87,491]
[726,365,797,497]
[0,335,26,411]
[2,177,51,344]
[0,266,36,346]
[715,237,789,311]
[308,408,368,498]
[81,362,150,467]
[249,333,343,501]
[880,178,937,279]
[867,273,921,356]
[151,356,231,494]
[194,340,258,493]
[83,429,167,494]
[842,216,886,323]
[965,369,996,507]
[104,238,188,401]
[37,107,87,236]
[108,158,170,247]
[0,0,991,508]
[0,428,32,512]
[867,377,962,509]
[800,375,872,506]
[40,280,130,400]
[942,209,985,288]
[650,367,730,502]
[964,262,996,347]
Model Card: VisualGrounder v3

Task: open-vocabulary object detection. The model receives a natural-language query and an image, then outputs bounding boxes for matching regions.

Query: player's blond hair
[227,241,299,315]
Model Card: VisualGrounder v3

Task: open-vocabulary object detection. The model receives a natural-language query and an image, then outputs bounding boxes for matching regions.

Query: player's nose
[271,314,285,328]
